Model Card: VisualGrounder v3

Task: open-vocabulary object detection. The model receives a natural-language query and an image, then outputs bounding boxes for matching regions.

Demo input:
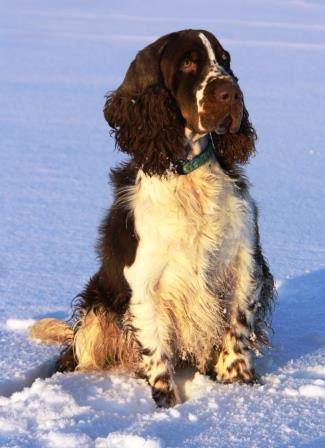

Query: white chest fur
[124,159,255,366]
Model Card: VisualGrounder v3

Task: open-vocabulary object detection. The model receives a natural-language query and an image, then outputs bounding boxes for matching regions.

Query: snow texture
[0,0,325,446]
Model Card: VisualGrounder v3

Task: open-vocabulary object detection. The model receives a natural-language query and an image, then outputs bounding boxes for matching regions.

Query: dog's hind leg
[71,274,139,373]
[54,308,138,373]
[73,307,137,372]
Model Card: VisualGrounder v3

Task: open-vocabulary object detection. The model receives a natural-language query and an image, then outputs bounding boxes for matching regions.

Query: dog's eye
[180,58,197,73]
[221,52,230,68]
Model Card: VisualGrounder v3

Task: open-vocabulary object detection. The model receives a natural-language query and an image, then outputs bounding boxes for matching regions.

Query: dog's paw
[152,386,178,408]
[56,346,77,372]
[216,358,257,384]
[151,376,180,408]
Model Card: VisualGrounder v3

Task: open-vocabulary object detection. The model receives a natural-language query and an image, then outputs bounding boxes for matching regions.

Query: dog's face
[160,30,243,136]
[104,29,256,175]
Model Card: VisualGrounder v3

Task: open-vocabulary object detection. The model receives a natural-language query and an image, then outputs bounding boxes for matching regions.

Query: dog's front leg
[125,261,180,408]
[129,295,180,407]
[215,245,260,384]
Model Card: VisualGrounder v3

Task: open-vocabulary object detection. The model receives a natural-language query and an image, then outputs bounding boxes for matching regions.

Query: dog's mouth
[215,114,233,134]
[200,105,243,136]
[215,111,242,135]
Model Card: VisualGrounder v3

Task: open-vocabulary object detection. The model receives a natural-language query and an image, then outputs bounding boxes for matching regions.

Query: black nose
[214,82,242,103]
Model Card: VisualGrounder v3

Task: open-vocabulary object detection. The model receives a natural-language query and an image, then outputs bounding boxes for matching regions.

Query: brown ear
[104,33,186,176]
[212,107,257,169]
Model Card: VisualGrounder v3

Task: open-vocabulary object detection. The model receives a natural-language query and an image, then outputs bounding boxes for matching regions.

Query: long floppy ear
[211,106,257,170]
[104,34,186,176]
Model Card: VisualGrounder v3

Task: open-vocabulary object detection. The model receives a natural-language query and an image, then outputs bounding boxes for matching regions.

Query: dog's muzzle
[200,78,244,134]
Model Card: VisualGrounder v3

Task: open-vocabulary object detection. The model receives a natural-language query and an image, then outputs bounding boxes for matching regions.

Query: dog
[30,29,275,408]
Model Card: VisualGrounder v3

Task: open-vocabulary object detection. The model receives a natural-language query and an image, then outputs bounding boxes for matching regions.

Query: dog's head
[104,29,256,175]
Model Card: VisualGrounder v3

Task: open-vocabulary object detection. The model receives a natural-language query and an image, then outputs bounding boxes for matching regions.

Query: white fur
[123,143,256,371]
[184,128,209,157]
[199,33,228,78]
[196,33,232,132]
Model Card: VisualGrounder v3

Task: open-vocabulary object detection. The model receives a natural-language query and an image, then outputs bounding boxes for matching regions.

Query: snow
[96,434,163,448]
[0,0,325,446]
[6,319,36,331]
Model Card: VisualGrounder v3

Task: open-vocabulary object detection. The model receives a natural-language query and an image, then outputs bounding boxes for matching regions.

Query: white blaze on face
[196,32,231,131]
[199,33,227,77]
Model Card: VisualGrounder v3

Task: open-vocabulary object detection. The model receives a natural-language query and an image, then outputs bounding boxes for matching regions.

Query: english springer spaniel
[30,29,275,408]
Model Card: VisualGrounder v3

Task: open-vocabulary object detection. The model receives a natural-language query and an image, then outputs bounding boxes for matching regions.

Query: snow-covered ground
[1,0,325,446]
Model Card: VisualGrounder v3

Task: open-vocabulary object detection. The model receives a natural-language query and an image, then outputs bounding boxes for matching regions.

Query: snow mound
[96,433,163,448]
[6,319,36,331]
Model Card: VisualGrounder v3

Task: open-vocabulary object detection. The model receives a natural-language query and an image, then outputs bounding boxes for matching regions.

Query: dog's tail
[29,318,73,345]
